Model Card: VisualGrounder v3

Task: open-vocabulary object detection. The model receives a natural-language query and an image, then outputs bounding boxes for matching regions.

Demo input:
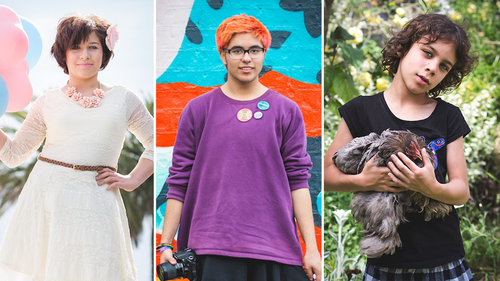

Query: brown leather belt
[37,155,117,172]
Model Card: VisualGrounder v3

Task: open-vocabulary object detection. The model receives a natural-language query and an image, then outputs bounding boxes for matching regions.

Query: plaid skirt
[363,258,473,281]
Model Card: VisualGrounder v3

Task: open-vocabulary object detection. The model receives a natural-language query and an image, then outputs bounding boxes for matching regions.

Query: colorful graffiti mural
[155,0,322,276]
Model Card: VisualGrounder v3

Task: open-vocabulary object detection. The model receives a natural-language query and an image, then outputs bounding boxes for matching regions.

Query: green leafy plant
[324,209,363,281]
[458,205,500,279]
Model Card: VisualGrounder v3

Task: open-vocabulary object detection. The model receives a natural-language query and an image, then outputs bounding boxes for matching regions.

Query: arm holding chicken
[388,136,470,205]
[324,119,404,193]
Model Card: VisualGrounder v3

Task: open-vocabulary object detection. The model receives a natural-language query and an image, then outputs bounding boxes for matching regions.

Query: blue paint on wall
[307,136,322,226]
[280,0,321,38]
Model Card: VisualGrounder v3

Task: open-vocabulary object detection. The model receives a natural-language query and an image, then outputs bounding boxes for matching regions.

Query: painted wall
[155,0,322,273]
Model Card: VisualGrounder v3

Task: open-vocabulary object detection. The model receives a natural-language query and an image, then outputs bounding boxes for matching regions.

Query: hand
[387,148,437,196]
[159,248,176,265]
[359,156,405,193]
[95,168,141,192]
[303,250,322,281]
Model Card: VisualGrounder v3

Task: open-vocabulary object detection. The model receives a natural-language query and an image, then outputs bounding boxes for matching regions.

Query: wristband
[156,243,173,253]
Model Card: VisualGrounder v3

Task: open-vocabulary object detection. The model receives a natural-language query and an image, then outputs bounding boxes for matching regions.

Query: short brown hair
[51,14,113,74]
[382,13,477,97]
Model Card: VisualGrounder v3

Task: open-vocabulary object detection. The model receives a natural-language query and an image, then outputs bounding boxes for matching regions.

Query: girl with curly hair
[325,13,477,280]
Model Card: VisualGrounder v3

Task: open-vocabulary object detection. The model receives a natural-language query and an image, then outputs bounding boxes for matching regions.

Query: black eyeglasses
[224,47,265,59]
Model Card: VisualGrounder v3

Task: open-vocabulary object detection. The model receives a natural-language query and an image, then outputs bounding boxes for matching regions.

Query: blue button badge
[257,101,270,111]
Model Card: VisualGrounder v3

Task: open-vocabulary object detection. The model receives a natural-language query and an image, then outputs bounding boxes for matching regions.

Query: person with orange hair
[159,14,322,281]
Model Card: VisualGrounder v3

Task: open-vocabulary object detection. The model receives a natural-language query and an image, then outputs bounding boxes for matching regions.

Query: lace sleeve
[0,95,47,168]
[126,91,154,161]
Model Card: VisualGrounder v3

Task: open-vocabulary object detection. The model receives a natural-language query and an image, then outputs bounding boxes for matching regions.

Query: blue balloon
[20,16,42,70]
[316,191,322,216]
[0,75,9,116]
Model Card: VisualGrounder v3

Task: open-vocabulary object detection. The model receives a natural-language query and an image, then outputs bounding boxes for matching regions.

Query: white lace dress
[0,85,154,281]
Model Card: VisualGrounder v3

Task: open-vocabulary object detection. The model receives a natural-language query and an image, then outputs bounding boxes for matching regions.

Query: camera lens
[157,262,184,281]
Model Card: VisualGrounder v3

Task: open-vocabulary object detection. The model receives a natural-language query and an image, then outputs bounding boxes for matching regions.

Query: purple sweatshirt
[167,87,312,266]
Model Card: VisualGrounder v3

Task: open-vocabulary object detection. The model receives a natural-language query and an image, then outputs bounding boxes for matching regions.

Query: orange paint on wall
[156,71,321,147]
[260,71,321,138]
[298,224,323,260]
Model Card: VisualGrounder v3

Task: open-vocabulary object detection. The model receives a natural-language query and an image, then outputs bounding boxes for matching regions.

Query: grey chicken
[332,129,453,258]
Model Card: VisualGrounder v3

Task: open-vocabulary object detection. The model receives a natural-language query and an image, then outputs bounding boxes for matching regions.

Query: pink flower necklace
[66,81,105,108]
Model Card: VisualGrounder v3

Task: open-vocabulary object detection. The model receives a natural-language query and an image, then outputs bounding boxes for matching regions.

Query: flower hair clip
[106,24,119,51]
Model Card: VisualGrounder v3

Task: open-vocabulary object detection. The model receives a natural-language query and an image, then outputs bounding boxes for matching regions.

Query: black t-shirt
[339,92,470,268]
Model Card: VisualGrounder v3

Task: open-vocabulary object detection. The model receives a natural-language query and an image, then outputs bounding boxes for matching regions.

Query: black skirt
[197,255,310,281]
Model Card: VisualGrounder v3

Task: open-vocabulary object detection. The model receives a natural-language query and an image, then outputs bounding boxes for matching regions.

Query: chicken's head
[405,141,423,161]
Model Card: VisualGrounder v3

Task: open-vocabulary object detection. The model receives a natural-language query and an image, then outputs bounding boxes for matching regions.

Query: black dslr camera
[157,248,199,281]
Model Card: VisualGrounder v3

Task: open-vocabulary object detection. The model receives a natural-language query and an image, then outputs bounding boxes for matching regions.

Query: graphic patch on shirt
[427,138,445,170]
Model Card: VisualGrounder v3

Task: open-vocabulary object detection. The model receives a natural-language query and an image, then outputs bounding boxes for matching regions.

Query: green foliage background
[324,0,500,279]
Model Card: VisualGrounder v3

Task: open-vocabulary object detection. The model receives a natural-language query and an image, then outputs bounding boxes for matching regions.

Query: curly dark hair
[381,13,477,97]
[51,14,113,74]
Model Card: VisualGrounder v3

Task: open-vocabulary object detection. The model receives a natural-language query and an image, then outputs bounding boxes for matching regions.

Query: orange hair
[215,14,272,53]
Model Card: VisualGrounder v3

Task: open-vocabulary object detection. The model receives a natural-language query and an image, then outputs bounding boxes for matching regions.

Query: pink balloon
[0,59,33,112]
[0,6,22,24]
[0,6,28,70]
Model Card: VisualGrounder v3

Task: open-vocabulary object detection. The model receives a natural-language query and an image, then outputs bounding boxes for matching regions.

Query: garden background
[323,0,500,280]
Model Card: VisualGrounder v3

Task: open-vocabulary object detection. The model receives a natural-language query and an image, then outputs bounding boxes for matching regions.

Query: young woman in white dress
[0,14,154,281]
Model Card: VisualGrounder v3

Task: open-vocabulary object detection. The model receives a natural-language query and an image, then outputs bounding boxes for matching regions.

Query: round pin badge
[254,111,263,119]
[237,108,253,122]
[257,101,270,111]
